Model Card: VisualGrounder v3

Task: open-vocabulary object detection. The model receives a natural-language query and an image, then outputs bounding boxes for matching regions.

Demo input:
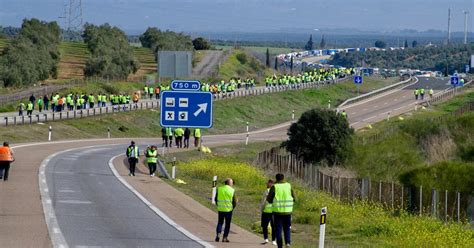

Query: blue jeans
[274,214,291,248]
[216,211,233,238]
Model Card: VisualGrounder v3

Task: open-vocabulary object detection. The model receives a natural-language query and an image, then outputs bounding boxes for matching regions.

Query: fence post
[21,116,25,125]
[420,186,423,216]
[29,115,32,124]
[4,117,7,126]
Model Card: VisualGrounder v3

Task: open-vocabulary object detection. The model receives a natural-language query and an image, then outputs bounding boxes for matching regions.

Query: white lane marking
[108,154,213,248]
[39,144,119,248]
[58,190,75,193]
[57,200,92,204]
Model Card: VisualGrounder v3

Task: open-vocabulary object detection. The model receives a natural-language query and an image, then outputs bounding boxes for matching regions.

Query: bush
[283,108,354,165]
[399,161,474,194]
[140,27,193,54]
[192,37,211,50]
[236,52,248,64]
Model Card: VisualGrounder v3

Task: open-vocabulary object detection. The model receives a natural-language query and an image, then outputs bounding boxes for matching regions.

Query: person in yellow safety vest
[267,173,295,248]
[420,88,425,100]
[144,85,148,99]
[26,102,34,116]
[215,178,237,243]
[148,86,154,99]
[166,127,173,147]
[341,110,348,119]
[145,145,158,177]
[414,88,419,100]
[88,94,95,108]
[193,128,201,147]
[260,179,276,245]
[174,127,184,148]
[0,141,14,181]
[18,102,25,116]
[126,141,139,176]
[37,98,43,113]
[429,88,434,98]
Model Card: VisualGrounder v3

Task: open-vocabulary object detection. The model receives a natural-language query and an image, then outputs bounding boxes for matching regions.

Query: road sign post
[48,126,52,141]
[450,76,459,86]
[354,76,363,95]
[319,207,327,248]
[160,90,213,128]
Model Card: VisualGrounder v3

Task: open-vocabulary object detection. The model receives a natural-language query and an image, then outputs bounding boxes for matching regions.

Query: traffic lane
[404,77,451,90]
[45,145,202,247]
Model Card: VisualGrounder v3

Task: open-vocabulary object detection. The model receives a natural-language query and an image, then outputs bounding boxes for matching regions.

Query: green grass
[349,91,474,181]
[158,143,474,247]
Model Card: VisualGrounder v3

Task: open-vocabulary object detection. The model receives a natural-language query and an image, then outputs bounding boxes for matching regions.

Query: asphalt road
[44,145,203,247]
[343,77,452,129]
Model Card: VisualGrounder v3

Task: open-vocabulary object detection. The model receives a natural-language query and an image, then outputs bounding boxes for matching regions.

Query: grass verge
[159,143,474,247]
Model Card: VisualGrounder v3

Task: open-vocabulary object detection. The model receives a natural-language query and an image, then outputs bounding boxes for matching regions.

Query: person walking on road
[414,88,419,100]
[261,179,276,245]
[166,127,174,147]
[429,88,434,99]
[183,128,191,148]
[43,95,49,111]
[37,98,44,113]
[18,102,25,116]
[194,128,201,147]
[174,127,184,148]
[420,88,425,100]
[145,145,158,177]
[161,127,168,147]
[126,141,139,176]
[0,142,15,181]
[267,173,295,248]
[215,178,237,243]
[26,102,34,116]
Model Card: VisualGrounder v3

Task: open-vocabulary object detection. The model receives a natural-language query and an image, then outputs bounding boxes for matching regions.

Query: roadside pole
[245,121,249,145]
[48,126,52,141]
[171,157,176,179]
[211,176,218,205]
[319,207,327,248]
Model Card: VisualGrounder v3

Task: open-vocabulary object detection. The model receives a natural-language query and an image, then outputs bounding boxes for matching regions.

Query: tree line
[0,19,213,87]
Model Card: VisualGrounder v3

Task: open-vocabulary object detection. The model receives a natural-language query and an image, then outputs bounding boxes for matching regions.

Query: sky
[0,0,472,34]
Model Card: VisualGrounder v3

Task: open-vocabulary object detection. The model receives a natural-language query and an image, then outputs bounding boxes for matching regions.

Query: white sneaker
[272,241,277,246]
[129,173,132,176]
[263,239,269,244]
[152,173,155,177]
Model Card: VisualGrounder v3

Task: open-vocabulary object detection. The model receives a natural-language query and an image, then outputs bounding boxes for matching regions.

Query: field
[0,77,399,143]
[0,38,157,82]
[156,143,474,247]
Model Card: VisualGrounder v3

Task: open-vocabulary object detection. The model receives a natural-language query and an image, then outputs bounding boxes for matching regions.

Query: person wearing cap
[126,141,139,176]
[0,141,15,181]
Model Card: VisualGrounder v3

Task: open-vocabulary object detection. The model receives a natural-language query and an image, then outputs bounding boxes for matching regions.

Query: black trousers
[274,214,292,248]
[261,212,276,241]
[128,158,138,175]
[216,211,233,238]
[183,137,190,148]
[0,161,11,180]
[148,163,157,175]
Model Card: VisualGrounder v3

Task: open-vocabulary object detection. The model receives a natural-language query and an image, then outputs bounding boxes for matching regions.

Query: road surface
[192,50,226,78]
[0,77,457,247]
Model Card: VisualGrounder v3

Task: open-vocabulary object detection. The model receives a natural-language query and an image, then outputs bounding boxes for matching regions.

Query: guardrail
[0,76,350,127]
[338,76,415,109]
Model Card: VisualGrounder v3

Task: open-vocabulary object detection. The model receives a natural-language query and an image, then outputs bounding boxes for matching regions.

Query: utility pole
[463,11,470,44]
[447,8,451,45]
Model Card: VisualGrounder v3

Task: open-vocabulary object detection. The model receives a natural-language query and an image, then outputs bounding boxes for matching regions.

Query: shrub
[236,52,248,64]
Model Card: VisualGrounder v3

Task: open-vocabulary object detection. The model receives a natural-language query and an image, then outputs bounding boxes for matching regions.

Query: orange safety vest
[0,147,14,162]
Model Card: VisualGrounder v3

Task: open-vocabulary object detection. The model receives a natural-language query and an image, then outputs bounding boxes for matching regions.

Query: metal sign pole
[319,207,327,248]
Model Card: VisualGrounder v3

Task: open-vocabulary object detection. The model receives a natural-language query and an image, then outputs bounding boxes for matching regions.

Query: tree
[0,19,60,87]
[304,34,313,50]
[140,27,193,55]
[290,56,294,72]
[319,35,326,49]
[82,23,140,80]
[265,48,270,67]
[374,40,387,48]
[283,108,353,165]
[404,39,409,48]
[192,37,211,50]
[412,40,418,48]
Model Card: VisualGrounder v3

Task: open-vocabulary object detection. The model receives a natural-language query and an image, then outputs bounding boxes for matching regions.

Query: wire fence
[255,147,474,224]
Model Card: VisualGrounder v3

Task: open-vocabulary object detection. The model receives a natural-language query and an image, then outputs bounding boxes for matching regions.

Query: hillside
[0,38,157,82]
[218,49,274,79]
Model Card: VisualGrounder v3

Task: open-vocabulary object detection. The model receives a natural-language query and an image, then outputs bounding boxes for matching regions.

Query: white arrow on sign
[193,103,208,117]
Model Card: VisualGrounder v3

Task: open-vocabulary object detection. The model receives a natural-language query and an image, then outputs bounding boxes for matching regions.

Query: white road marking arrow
[193,103,208,117]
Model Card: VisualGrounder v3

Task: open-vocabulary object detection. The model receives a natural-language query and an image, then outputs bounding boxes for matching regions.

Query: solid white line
[57,200,92,204]
[108,154,213,248]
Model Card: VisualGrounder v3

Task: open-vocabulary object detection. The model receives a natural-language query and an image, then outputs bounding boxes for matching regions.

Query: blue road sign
[171,80,201,91]
[160,91,213,128]
[354,76,363,84]
[451,76,459,85]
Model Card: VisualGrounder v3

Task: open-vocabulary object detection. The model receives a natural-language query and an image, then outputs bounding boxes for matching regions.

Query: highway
[0,77,460,247]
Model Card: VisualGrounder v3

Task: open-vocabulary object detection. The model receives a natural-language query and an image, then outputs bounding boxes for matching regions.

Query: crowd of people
[264,67,354,87]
